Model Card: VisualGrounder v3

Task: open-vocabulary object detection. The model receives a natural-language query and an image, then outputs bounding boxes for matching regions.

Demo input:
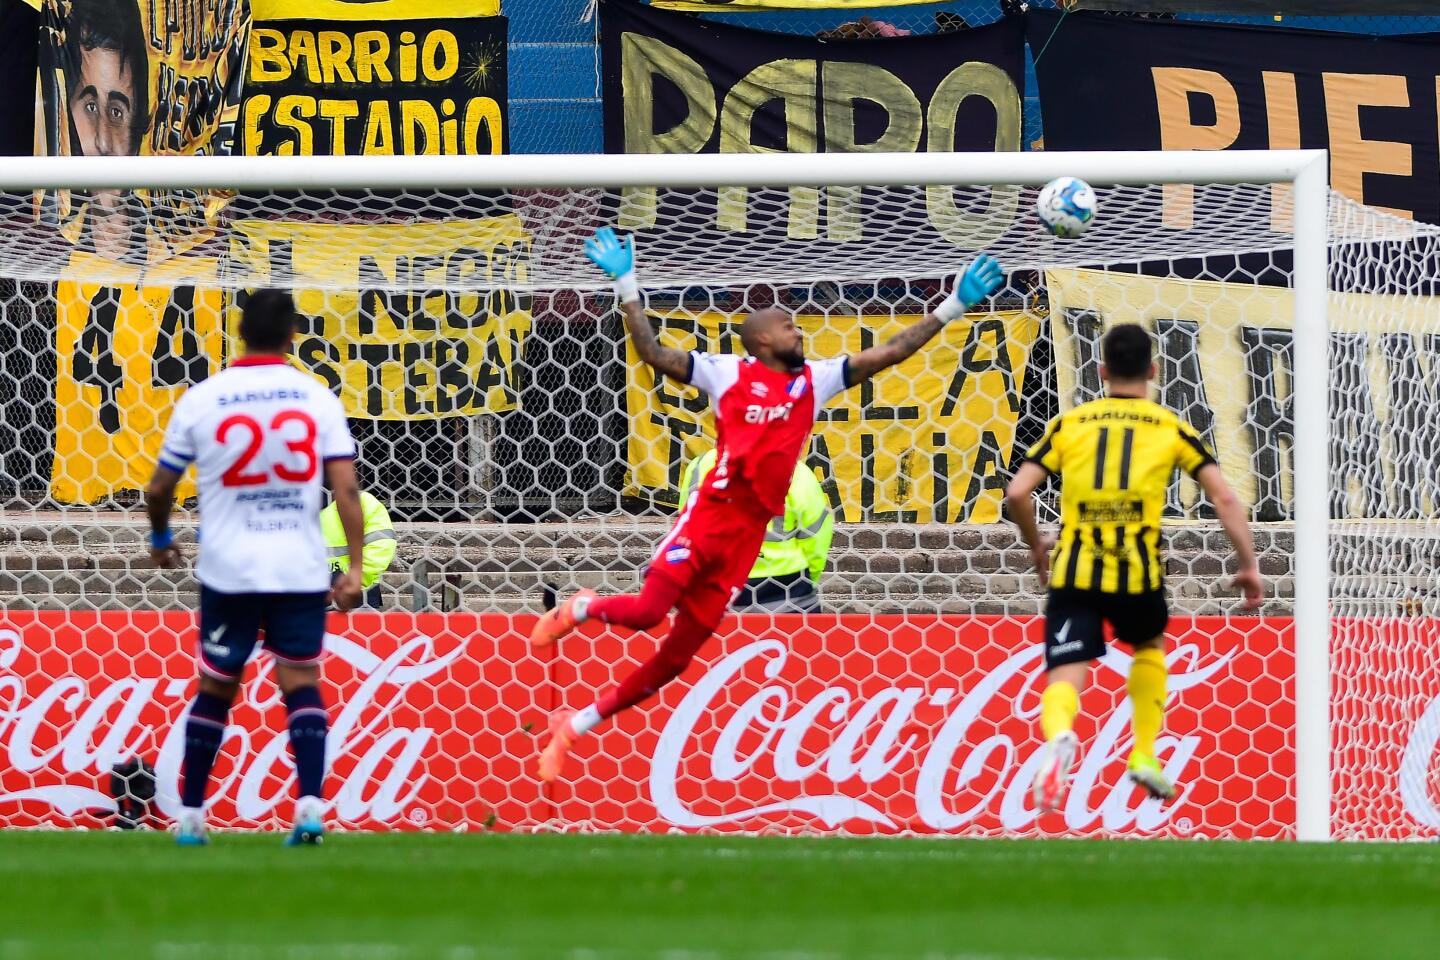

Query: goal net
[0,151,1435,840]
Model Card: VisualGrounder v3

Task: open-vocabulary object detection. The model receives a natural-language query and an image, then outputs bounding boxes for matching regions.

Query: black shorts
[1043,588,1169,670]
[197,586,329,681]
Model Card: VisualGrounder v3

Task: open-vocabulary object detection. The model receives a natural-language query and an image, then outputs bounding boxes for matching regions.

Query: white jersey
[158,357,355,594]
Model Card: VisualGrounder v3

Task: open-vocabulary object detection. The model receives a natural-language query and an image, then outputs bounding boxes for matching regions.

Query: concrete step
[0,515,1430,616]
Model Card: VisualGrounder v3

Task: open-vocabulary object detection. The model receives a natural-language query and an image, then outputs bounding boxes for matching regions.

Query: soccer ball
[1037,176,1097,239]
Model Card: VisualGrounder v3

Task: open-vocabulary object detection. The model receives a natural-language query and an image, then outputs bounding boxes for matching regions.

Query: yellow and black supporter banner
[38,0,249,502]
[51,216,531,501]
[35,0,250,258]
[242,0,507,156]
[653,0,940,9]
[229,219,532,420]
[599,0,1025,246]
[52,254,225,503]
[1047,268,1440,522]
[1029,9,1440,225]
[236,2,520,415]
[625,310,1039,523]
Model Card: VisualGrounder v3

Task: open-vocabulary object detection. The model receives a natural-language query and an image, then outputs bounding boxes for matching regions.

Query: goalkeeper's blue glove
[584,226,639,304]
[935,253,1005,323]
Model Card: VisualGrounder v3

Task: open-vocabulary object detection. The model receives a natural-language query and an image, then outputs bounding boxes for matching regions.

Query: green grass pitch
[1,832,1437,960]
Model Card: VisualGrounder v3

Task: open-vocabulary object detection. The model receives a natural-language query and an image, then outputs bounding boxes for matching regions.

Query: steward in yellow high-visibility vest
[679,448,834,612]
[319,491,396,607]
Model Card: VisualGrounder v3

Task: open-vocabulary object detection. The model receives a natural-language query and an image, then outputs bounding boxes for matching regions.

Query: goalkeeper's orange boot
[537,708,578,783]
[1032,730,1078,815]
[530,589,596,649]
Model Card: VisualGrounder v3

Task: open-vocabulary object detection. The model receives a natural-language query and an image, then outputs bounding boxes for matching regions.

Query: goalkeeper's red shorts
[645,491,772,629]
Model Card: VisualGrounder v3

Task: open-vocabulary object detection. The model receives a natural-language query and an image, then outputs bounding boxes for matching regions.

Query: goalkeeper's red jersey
[684,351,850,517]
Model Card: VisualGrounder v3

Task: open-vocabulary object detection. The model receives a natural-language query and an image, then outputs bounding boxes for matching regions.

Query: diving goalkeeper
[529,227,1006,782]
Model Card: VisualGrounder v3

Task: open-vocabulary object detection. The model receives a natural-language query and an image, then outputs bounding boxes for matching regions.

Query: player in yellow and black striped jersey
[1026,391,1215,595]
[1006,323,1263,815]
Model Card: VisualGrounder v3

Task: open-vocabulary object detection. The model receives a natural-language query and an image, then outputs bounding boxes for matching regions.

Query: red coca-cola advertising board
[0,610,1435,837]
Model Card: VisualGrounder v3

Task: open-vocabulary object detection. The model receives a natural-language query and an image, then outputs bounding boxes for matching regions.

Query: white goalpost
[5,148,1435,843]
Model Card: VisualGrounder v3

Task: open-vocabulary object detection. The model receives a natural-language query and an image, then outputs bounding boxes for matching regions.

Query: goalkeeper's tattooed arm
[846,254,1005,383]
[585,226,689,382]
[619,298,691,383]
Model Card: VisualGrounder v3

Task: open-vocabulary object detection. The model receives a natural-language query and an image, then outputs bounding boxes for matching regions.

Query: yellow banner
[626,309,1038,523]
[53,255,225,504]
[241,10,508,157]
[1046,268,1440,521]
[254,0,499,20]
[35,0,250,260]
[653,1,936,10]
[229,219,532,419]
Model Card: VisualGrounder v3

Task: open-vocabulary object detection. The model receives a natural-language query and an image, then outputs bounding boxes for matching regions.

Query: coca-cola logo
[0,624,462,825]
[1399,692,1440,828]
[650,637,1233,833]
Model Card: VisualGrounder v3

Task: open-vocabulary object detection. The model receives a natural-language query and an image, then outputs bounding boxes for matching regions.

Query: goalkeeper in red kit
[530,227,1006,782]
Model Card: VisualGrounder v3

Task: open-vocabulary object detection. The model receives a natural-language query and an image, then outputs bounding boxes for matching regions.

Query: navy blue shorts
[197,586,329,681]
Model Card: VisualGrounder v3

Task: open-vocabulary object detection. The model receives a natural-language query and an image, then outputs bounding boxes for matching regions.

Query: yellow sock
[1040,681,1079,741]
[1128,647,1168,759]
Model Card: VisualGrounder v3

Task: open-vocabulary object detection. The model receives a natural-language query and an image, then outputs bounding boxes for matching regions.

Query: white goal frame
[0,149,1333,841]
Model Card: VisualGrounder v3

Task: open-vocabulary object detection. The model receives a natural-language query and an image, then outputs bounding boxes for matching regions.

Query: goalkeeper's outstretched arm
[846,254,1005,383]
[585,227,690,382]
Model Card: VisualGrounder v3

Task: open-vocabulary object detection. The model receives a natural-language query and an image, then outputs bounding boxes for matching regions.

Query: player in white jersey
[144,289,364,846]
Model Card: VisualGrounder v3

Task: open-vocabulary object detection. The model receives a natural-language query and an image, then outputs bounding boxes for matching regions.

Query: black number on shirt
[1093,427,1110,488]
[1093,426,1136,490]
[1117,427,1135,490]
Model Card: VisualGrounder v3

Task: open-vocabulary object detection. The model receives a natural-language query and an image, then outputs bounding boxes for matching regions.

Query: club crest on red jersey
[664,538,693,564]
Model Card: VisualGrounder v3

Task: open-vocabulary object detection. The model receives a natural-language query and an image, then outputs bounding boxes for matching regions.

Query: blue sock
[285,686,328,801]
[180,691,231,809]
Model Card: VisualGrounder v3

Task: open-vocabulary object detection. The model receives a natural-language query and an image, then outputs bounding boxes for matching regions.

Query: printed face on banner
[626,310,1038,523]
[36,0,250,260]
[55,1,152,262]
[67,31,146,159]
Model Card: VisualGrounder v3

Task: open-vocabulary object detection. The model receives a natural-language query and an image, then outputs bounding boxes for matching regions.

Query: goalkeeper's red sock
[595,609,714,720]
[585,575,681,631]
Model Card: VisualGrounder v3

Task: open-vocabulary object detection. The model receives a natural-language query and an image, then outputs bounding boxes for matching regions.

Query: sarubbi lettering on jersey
[217,388,311,407]
[649,638,1226,834]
